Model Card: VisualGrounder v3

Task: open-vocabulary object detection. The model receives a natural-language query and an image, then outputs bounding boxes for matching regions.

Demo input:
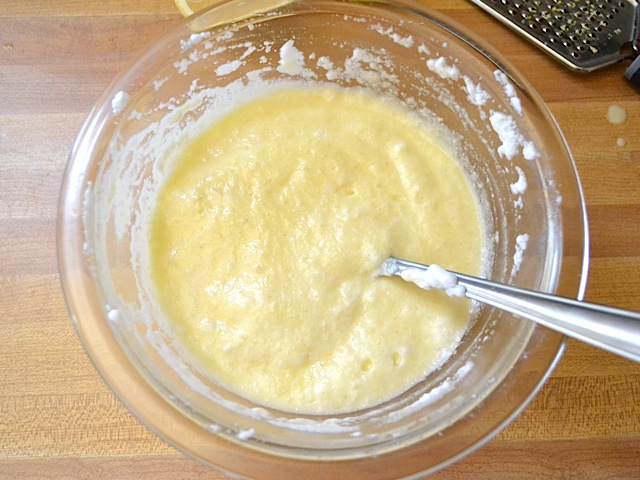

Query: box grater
[467,0,640,86]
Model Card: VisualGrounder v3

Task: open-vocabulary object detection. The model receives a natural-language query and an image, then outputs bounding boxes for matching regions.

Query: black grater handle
[624,56,640,89]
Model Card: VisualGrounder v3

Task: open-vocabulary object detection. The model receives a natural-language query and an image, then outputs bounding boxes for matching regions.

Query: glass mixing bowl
[57,1,588,478]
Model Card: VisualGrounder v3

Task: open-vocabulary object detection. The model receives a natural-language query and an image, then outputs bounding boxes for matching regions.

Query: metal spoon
[381,257,640,363]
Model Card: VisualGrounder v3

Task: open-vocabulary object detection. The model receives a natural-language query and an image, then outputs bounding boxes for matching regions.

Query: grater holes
[481,0,631,64]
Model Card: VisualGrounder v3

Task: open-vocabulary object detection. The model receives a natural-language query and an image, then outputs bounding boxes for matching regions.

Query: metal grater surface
[468,0,640,72]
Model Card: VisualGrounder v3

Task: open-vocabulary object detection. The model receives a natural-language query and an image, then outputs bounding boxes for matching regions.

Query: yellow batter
[149,87,483,414]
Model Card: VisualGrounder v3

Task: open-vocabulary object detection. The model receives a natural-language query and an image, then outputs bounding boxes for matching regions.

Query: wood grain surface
[1,0,638,478]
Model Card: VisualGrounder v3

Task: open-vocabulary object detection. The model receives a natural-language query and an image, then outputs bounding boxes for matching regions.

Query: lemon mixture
[149,87,484,414]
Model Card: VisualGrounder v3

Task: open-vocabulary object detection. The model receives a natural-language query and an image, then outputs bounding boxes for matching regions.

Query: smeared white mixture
[494,70,523,116]
[463,76,491,108]
[511,165,528,195]
[371,23,415,48]
[111,90,129,116]
[92,14,553,439]
[511,233,530,279]
[489,111,539,161]
[426,57,460,80]
[400,265,466,298]
[277,39,309,76]
[380,260,467,298]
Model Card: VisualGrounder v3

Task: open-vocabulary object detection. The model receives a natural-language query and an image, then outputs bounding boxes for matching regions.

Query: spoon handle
[390,258,640,363]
